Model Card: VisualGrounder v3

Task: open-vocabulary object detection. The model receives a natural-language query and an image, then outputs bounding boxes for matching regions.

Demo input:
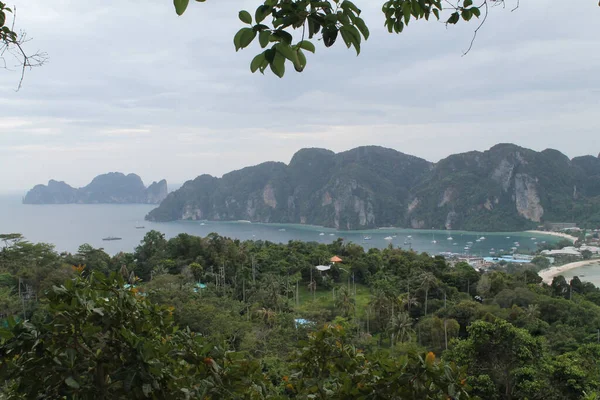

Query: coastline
[539,259,600,284]
[525,230,578,243]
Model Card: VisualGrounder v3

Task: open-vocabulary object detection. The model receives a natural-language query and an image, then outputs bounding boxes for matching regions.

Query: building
[545,222,578,231]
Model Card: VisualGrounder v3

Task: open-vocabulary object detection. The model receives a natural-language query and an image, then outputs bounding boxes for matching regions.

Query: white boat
[364,236,372,240]
[384,236,393,240]
[407,235,412,239]
[476,239,481,242]
[467,241,473,245]
[319,232,325,236]
[479,236,486,240]
[200,223,206,226]
[464,247,470,250]
[453,243,458,245]
[329,233,335,236]
[531,237,536,240]
[506,236,511,239]
[447,236,453,240]
[278,228,286,232]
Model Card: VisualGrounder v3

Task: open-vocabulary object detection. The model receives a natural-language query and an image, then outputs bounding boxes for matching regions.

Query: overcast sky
[0,0,599,193]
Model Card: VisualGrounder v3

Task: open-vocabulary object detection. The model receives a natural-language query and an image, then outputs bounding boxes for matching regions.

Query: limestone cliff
[23,173,168,204]
[147,144,600,231]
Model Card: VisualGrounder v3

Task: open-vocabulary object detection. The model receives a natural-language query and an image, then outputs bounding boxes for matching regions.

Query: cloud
[0,0,599,192]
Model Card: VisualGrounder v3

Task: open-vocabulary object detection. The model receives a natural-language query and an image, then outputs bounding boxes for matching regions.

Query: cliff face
[406,144,600,231]
[23,173,168,205]
[146,144,600,231]
[147,146,432,229]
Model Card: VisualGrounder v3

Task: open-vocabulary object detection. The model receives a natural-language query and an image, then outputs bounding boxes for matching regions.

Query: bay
[0,194,557,255]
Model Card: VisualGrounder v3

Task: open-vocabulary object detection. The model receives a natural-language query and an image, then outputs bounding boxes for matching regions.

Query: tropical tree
[420,272,438,315]
[387,311,414,347]
[171,0,594,78]
[0,272,272,399]
[0,2,46,88]
[445,318,543,399]
[335,284,355,318]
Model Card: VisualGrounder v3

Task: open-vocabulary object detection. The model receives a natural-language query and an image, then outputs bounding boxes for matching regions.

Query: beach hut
[330,256,342,263]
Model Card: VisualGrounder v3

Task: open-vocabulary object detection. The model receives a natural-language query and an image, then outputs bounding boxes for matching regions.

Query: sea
[0,193,559,260]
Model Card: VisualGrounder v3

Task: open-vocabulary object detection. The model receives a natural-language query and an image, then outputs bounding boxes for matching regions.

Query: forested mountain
[23,173,168,205]
[147,146,432,229]
[147,144,600,231]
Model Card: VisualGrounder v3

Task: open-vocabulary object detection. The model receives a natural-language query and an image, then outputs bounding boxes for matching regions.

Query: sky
[0,0,599,193]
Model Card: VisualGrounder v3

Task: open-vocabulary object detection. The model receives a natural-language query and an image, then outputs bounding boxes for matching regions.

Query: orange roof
[330,256,342,263]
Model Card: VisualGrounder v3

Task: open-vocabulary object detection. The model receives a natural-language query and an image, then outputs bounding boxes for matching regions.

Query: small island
[23,172,168,205]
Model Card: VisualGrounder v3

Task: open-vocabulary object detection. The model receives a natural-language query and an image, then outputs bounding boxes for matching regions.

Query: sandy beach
[525,230,578,243]
[539,259,600,284]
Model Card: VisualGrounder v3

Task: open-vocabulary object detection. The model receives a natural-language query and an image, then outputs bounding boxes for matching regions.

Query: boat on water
[278,228,286,232]
[237,220,252,223]
[135,226,145,229]
[407,235,412,239]
[479,236,486,240]
[453,243,458,245]
[447,236,453,240]
[364,236,372,240]
[329,233,335,236]
[384,236,393,241]
[319,232,325,236]
[102,236,122,241]
[200,223,206,226]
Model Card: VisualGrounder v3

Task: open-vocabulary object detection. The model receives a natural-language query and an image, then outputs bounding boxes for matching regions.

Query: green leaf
[432,8,440,20]
[294,48,307,72]
[322,25,338,47]
[234,28,256,51]
[259,31,270,48]
[471,7,481,18]
[173,0,189,16]
[270,52,285,78]
[251,53,266,73]
[354,18,370,39]
[464,0,473,7]
[461,9,472,21]
[255,5,271,24]
[65,377,80,389]
[239,10,252,25]
[297,40,316,53]
[447,12,460,24]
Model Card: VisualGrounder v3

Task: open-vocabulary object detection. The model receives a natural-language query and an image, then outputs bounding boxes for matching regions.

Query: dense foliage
[2,230,600,398]
[148,144,600,231]
[173,0,517,77]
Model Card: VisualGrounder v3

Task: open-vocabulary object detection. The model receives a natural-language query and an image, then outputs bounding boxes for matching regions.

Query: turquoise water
[557,261,600,287]
[0,194,558,255]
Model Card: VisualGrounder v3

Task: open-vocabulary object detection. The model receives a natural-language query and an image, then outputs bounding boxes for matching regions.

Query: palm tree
[420,272,438,316]
[525,304,540,322]
[255,307,276,326]
[398,292,419,311]
[387,311,414,347]
[335,285,355,318]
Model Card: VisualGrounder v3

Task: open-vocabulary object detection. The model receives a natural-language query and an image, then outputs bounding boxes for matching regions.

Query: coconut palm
[335,285,355,318]
[419,272,438,316]
[398,292,419,311]
[387,311,414,347]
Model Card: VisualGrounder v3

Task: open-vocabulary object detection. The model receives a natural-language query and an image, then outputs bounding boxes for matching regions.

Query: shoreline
[525,230,578,243]
[539,259,600,284]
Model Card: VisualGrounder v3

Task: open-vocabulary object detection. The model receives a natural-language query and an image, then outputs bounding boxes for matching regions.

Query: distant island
[23,173,168,205]
[146,144,600,231]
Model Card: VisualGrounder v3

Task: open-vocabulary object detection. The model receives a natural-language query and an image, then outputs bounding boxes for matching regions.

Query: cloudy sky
[1,0,599,193]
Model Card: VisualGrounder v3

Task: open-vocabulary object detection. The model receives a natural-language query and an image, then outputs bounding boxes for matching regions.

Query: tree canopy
[172,0,591,77]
